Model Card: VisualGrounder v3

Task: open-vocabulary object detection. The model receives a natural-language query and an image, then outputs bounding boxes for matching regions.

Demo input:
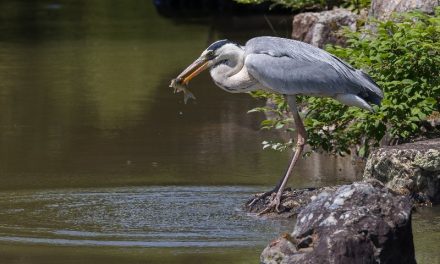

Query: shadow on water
[0,1,438,263]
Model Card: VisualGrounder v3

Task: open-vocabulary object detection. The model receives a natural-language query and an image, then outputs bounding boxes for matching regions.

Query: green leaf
[275,122,284,129]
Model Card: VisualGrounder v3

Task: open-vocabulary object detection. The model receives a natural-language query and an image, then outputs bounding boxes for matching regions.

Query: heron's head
[176,39,242,84]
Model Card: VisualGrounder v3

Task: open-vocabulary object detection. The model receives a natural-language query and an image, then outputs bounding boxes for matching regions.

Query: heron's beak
[176,56,210,85]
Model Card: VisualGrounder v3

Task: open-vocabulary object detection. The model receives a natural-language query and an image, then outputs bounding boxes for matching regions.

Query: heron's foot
[245,189,286,215]
[257,193,282,216]
[246,189,276,208]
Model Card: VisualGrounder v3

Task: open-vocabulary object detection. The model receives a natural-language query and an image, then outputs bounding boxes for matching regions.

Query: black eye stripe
[207,39,231,51]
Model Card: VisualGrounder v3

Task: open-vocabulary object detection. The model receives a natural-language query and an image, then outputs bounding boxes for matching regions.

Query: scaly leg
[246,183,282,208]
[257,95,307,215]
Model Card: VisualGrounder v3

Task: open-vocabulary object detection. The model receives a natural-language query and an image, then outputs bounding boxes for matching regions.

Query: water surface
[0,186,293,248]
[0,186,438,263]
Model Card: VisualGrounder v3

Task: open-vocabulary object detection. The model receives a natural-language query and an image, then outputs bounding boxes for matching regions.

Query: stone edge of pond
[258,181,416,264]
[243,180,430,219]
[244,139,439,218]
[363,138,440,205]
[243,138,440,263]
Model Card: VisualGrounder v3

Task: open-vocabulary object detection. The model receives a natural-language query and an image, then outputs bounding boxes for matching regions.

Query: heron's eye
[207,50,215,58]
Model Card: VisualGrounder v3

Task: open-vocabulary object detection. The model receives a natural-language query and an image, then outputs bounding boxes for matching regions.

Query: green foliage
[339,0,371,12]
[234,0,370,11]
[235,0,326,11]
[249,8,440,157]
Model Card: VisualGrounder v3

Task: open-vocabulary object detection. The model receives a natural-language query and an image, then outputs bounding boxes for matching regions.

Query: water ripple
[0,186,294,248]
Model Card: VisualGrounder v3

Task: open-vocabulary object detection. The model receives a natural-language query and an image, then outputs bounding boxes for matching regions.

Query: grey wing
[245,53,347,95]
[244,37,383,104]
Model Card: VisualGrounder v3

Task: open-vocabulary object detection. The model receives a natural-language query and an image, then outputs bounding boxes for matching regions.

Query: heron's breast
[211,66,263,93]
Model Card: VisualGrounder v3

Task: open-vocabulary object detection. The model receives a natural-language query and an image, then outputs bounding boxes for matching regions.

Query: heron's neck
[210,48,256,92]
[212,48,244,76]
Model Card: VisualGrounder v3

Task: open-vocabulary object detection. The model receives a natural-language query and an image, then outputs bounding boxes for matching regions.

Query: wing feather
[245,53,350,95]
[244,36,383,103]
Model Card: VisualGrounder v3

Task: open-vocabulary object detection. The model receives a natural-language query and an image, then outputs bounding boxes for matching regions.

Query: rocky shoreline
[364,139,440,205]
[258,181,415,264]
[246,139,440,217]
[245,186,338,218]
[246,138,439,264]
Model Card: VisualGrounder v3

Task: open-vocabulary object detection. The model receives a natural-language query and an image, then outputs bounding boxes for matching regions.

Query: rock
[260,181,416,264]
[363,139,440,204]
[245,186,339,218]
[370,0,439,20]
[291,8,357,48]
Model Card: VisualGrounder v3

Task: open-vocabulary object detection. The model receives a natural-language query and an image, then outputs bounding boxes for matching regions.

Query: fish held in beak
[169,79,196,104]
[169,56,210,104]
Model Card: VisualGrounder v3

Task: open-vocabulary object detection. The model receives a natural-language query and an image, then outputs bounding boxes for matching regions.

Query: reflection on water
[0,1,438,263]
[0,0,359,190]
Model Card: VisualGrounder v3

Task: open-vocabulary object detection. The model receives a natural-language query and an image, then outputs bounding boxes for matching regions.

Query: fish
[169,78,196,104]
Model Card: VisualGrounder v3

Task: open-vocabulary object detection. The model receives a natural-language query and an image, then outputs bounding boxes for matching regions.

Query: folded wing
[244,36,383,106]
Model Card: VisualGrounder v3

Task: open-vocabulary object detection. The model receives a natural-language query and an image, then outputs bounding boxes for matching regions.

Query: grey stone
[363,139,440,204]
[260,181,416,264]
[245,187,339,218]
[291,8,357,48]
[370,0,439,20]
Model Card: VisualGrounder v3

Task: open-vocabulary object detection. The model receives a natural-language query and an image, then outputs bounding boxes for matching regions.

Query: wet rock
[260,181,416,264]
[363,139,440,204]
[291,8,357,48]
[245,186,339,218]
[370,0,439,20]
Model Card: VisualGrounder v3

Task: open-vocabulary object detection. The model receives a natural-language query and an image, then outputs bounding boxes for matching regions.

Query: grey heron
[172,36,383,213]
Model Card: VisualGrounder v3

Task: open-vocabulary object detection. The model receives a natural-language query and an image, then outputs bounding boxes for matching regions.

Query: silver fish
[169,78,196,104]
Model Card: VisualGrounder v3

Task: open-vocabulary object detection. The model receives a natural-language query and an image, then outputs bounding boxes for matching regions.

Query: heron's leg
[246,185,280,208]
[258,95,307,214]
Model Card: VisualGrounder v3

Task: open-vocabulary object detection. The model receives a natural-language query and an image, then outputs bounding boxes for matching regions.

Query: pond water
[0,186,293,248]
[0,1,438,263]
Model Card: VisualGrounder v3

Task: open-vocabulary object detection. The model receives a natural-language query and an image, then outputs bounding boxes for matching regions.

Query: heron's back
[244,36,383,106]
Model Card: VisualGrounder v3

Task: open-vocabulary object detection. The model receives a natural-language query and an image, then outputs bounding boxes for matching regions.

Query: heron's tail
[356,70,383,106]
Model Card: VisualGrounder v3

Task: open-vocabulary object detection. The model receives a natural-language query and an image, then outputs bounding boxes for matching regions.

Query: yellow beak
[176,57,210,84]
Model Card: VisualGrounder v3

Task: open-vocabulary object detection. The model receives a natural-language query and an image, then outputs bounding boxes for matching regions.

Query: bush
[235,0,326,11]
[234,0,370,11]
[250,8,440,157]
